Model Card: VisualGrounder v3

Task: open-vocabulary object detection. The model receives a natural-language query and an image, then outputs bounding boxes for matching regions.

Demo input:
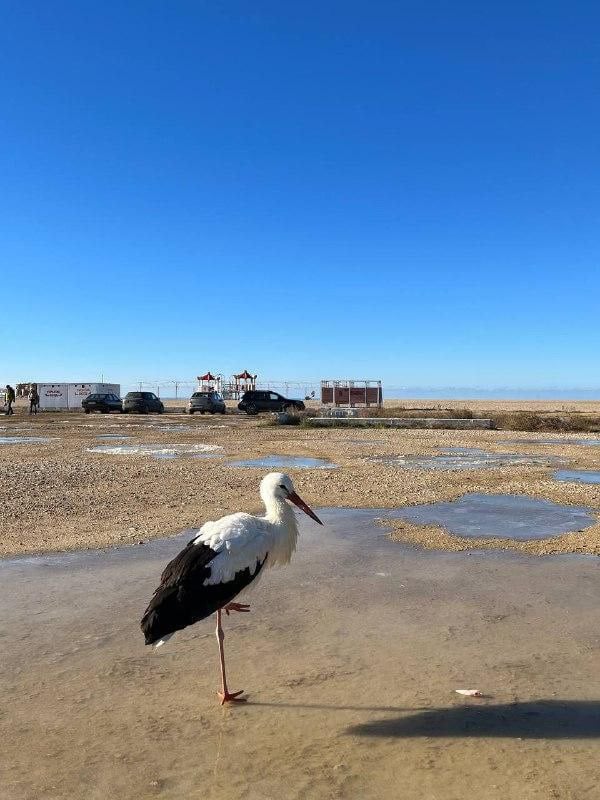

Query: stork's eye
[279,484,287,490]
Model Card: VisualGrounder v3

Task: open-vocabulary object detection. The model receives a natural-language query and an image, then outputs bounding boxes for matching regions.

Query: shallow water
[87,443,222,459]
[96,434,133,440]
[148,424,194,431]
[503,437,600,447]
[2,509,600,799]
[370,447,562,471]
[0,436,58,445]
[554,469,600,485]
[396,493,594,540]
[228,455,337,469]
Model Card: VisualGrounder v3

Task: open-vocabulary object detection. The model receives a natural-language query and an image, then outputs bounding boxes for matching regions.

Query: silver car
[188,391,226,415]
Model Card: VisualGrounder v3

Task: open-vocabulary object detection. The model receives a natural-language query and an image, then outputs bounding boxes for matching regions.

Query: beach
[1,401,600,558]
[2,403,600,798]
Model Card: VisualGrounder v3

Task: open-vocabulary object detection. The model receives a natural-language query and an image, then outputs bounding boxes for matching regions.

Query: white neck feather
[262,497,299,567]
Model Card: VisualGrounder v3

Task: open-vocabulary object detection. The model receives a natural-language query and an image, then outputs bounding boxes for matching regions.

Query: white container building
[38,383,121,410]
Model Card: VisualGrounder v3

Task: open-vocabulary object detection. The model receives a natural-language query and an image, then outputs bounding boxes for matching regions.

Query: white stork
[141,472,322,703]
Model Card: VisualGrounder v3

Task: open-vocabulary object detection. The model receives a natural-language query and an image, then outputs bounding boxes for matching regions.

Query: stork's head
[260,472,323,525]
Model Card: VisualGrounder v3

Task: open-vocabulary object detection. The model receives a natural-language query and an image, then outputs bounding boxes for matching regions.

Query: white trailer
[67,383,120,409]
[38,384,69,410]
[38,383,121,410]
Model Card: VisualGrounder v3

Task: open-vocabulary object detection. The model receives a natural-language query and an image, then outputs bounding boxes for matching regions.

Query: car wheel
[84,409,90,414]
[101,408,109,414]
[246,404,258,415]
[220,409,226,415]
[158,407,164,414]
[189,409,195,415]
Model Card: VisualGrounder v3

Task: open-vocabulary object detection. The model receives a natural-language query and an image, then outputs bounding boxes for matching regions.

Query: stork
[141,472,322,703]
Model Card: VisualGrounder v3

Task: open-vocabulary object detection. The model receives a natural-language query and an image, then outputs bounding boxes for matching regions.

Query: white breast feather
[193,513,273,586]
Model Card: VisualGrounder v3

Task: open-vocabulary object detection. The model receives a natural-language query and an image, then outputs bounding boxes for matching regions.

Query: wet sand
[2,509,600,799]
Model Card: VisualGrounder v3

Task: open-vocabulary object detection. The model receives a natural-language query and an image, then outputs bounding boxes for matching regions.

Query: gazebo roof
[197,372,216,381]
[234,370,255,380]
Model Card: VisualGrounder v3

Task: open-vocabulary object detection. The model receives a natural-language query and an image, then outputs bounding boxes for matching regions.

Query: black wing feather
[140,537,267,645]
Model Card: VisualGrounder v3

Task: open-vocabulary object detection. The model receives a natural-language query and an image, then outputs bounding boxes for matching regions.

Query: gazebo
[197,372,222,393]
[232,370,257,397]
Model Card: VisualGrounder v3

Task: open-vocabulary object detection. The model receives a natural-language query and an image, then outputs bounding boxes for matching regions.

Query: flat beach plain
[2,401,600,798]
[2,400,600,557]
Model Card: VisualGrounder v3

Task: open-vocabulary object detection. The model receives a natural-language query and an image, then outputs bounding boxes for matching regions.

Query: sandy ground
[378,398,600,413]
[3,403,600,799]
[2,510,600,800]
[1,402,600,557]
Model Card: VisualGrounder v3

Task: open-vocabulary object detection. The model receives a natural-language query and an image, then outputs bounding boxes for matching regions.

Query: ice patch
[87,443,222,458]
[0,436,59,445]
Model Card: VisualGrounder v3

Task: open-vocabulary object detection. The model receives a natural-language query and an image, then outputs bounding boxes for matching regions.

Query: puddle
[96,434,133,440]
[2,508,600,800]
[395,493,594,540]
[503,438,600,447]
[87,443,222,459]
[369,447,562,471]
[0,436,59,445]
[144,424,228,432]
[147,424,194,431]
[227,456,337,469]
[554,470,600,485]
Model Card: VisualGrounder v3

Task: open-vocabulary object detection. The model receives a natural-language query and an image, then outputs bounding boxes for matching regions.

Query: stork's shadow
[346,700,600,739]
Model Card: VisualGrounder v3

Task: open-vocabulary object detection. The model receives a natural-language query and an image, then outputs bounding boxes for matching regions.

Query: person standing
[28,386,39,414]
[5,384,15,415]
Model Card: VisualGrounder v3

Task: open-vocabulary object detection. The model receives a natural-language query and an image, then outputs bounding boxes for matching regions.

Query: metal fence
[123,379,320,399]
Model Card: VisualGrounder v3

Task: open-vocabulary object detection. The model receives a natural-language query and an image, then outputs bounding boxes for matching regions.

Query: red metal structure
[321,379,383,408]
[197,372,221,392]
[232,370,257,397]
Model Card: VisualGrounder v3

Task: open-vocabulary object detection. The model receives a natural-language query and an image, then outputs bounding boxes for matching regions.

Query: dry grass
[490,411,600,432]
[313,405,600,432]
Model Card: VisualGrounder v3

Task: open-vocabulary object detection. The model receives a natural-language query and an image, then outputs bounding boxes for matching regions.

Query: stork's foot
[224,602,250,615]
[218,689,247,705]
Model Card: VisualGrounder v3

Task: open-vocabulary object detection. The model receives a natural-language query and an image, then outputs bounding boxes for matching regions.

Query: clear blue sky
[2,1,599,391]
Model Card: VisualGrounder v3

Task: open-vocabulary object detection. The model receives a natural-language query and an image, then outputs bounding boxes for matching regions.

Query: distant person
[28,387,39,414]
[4,384,15,415]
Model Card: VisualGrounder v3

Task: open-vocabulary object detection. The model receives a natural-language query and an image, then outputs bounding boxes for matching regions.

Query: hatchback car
[82,393,123,414]
[237,390,305,415]
[188,391,226,415]
[123,392,164,414]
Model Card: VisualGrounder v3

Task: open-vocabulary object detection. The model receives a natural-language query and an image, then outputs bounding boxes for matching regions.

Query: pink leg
[215,609,246,705]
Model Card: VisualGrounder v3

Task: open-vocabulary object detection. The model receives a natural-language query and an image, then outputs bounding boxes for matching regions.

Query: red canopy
[197,372,216,381]
[234,370,254,380]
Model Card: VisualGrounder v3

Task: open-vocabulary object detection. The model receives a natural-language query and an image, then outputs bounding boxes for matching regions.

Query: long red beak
[287,490,323,525]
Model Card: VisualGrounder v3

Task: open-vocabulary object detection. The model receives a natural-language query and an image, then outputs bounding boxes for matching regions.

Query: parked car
[188,391,226,415]
[237,390,305,415]
[123,391,164,414]
[82,393,123,414]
